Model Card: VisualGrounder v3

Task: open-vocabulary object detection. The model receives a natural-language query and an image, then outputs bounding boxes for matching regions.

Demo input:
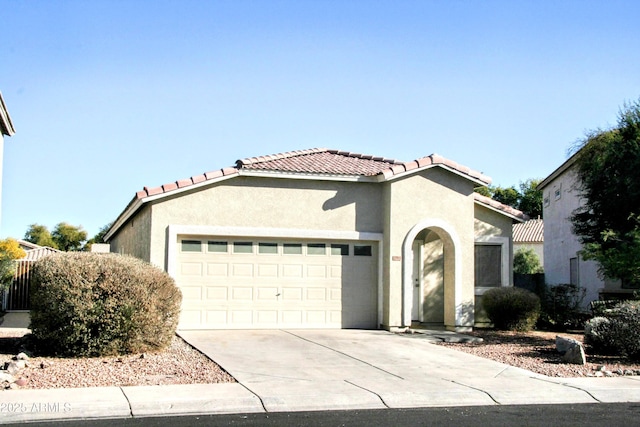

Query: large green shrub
[513,248,543,274]
[30,252,182,357]
[482,287,541,331]
[584,301,640,361]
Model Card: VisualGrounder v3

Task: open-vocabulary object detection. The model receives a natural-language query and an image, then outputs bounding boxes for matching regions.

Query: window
[554,183,562,200]
[475,244,502,287]
[283,243,302,254]
[331,244,349,256]
[181,240,202,252]
[569,257,578,286]
[207,241,228,253]
[307,243,326,255]
[233,242,253,254]
[543,193,550,208]
[258,242,278,254]
[354,245,372,256]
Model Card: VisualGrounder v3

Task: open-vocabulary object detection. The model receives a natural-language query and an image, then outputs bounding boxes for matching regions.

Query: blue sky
[2,0,639,240]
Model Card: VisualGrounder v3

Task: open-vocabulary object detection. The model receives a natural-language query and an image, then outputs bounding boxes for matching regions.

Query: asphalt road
[8,403,640,427]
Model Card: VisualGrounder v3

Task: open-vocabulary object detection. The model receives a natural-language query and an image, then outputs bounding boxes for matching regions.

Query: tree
[513,247,544,274]
[24,224,58,249]
[570,98,640,286]
[518,179,543,219]
[0,238,26,292]
[51,222,88,252]
[474,179,543,219]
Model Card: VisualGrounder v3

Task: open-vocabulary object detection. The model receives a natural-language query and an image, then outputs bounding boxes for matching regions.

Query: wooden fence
[3,260,33,311]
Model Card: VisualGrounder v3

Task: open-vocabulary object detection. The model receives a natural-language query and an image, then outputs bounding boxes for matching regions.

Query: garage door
[175,237,378,329]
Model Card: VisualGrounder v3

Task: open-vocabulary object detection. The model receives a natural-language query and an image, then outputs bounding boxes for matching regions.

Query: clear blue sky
[2,0,639,240]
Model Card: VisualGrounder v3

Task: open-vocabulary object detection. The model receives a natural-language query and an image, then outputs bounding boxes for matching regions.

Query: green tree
[513,247,544,274]
[518,179,543,219]
[492,186,520,208]
[24,224,58,249]
[570,98,640,286]
[0,238,26,292]
[51,222,88,252]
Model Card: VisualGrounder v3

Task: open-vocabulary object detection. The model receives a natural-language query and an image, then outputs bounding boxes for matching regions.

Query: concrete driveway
[178,329,602,412]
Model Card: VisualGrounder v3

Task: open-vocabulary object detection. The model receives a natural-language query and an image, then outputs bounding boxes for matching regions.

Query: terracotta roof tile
[134,148,491,200]
[513,218,544,242]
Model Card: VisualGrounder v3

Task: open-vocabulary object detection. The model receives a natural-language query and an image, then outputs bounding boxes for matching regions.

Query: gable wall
[109,204,152,262]
[147,176,384,268]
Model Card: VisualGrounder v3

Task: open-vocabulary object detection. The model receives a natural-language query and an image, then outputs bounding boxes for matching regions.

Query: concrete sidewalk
[3,322,640,423]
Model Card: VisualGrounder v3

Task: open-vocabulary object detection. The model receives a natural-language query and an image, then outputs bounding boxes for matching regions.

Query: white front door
[411,240,423,322]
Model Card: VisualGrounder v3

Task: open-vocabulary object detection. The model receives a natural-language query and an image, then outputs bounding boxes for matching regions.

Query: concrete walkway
[3,315,640,423]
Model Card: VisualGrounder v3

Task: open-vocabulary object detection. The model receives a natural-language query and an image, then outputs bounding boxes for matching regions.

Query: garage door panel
[176,237,377,329]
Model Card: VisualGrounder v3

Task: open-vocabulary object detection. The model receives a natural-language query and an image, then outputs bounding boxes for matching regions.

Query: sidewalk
[3,314,640,423]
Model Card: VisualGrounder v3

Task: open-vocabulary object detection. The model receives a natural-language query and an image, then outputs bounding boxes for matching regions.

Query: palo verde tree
[0,238,26,293]
[570,98,640,286]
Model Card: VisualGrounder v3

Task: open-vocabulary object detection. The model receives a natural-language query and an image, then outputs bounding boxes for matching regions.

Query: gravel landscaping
[4,327,640,390]
[439,329,640,377]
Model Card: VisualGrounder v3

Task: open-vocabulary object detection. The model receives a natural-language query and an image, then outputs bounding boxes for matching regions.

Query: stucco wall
[542,167,603,307]
[147,176,384,268]
[384,168,476,330]
[109,204,152,262]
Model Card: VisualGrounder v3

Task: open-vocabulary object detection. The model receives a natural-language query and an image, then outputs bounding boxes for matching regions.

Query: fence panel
[4,260,33,311]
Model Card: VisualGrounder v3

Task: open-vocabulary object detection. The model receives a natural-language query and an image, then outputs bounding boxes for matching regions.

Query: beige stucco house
[105,148,525,331]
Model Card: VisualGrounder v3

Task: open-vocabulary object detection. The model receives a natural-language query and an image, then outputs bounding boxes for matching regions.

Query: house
[0,91,16,230]
[105,148,525,331]
[538,151,620,307]
[513,218,544,267]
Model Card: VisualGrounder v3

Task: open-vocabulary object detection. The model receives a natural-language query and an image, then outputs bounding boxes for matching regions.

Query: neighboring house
[513,218,544,267]
[539,152,619,308]
[105,148,525,331]
[4,241,60,311]
[0,91,16,230]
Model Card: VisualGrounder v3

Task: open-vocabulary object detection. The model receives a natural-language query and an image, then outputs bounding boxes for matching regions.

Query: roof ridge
[238,148,329,167]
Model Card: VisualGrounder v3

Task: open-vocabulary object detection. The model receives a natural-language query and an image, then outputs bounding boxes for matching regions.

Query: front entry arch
[402,219,464,330]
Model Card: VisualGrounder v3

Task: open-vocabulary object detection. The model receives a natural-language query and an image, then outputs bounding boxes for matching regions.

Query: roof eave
[538,150,581,190]
[0,92,15,137]
[377,163,491,187]
[474,199,528,223]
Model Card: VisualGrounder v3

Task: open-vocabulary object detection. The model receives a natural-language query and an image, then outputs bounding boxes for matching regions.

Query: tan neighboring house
[105,148,525,331]
[513,218,544,267]
[0,91,16,230]
[538,152,626,308]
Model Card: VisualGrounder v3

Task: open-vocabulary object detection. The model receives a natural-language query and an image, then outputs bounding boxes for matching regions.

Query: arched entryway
[402,219,462,329]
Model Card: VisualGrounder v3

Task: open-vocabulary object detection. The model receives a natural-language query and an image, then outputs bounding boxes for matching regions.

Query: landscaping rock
[0,372,15,383]
[15,352,29,361]
[556,336,582,354]
[562,342,587,365]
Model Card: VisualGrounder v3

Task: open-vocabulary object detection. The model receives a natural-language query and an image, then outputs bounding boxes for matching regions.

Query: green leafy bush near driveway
[30,252,182,357]
[482,287,541,332]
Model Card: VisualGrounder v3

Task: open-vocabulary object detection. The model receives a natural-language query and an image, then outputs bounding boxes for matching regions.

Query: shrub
[537,284,587,331]
[30,252,182,357]
[513,248,544,274]
[584,301,640,361]
[482,287,541,331]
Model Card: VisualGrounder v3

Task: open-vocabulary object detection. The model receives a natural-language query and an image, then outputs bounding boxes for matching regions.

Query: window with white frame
[475,244,502,287]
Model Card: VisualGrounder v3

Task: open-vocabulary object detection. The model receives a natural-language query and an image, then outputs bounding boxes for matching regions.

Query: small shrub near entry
[482,287,541,331]
[30,252,182,357]
[584,302,640,361]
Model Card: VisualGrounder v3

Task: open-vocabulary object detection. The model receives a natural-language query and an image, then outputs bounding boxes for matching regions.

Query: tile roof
[473,192,528,222]
[513,218,544,242]
[135,148,491,199]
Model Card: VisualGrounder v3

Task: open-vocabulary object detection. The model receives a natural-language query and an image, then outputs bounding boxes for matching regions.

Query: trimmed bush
[30,252,182,357]
[482,287,541,331]
[584,302,640,361]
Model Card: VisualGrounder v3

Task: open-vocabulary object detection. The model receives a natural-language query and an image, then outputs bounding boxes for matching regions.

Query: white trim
[402,219,463,328]
[474,236,510,296]
[167,224,385,328]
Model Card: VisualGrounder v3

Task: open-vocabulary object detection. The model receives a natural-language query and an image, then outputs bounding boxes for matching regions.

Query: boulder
[556,336,582,354]
[563,342,587,365]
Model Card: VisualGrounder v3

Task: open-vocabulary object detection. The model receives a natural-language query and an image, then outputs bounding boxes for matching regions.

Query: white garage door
[175,237,378,329]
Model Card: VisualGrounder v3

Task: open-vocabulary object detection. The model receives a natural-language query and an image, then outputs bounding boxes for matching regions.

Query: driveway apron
[178,329,599,412]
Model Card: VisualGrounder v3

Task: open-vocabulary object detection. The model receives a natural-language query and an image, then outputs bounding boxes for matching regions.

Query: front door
[411,240,422,322]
